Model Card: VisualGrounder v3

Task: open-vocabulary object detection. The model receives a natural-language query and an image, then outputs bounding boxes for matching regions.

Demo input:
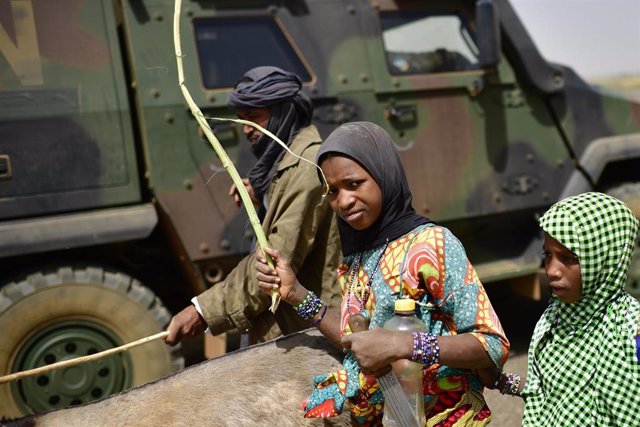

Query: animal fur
[3,330,353,427]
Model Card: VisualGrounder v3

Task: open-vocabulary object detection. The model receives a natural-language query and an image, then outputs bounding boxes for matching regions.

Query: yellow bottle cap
[394,298,415,312]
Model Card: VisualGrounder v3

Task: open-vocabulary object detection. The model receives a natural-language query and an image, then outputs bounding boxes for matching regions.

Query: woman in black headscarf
[256,122,509,425]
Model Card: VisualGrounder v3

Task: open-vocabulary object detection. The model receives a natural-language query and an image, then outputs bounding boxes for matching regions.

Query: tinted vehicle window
[194,17,311,89]
[380,12,479,75]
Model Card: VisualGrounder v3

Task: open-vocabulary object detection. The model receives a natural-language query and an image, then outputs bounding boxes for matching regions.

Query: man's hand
[255,247,307,306]
[164,305,207,346]
[229,178,260,209]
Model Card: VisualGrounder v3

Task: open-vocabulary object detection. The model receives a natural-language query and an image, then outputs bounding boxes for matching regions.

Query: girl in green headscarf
[493,192,640,426]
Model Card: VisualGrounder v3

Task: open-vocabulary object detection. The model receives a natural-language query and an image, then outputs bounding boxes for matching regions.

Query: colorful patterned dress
[303,224,510,426]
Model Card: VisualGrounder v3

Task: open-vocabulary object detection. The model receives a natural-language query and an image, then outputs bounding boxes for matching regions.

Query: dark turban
[228,66,313,201]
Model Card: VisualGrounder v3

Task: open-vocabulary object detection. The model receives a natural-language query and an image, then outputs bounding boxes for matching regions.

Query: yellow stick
[173,0,279,311]
[0,331,169,384]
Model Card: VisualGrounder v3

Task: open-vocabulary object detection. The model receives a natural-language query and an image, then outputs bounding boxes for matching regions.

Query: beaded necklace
[346,239,390,313]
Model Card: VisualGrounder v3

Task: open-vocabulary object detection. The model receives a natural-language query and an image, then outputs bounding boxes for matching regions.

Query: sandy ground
[484,352,527,426]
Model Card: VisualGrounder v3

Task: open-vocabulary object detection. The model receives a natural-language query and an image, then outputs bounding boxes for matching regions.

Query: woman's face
[321,155,382,230]
[543,232,583,303]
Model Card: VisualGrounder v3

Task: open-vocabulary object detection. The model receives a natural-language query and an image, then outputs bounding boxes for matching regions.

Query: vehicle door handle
[384,105,417,123]
[0,155,12,180]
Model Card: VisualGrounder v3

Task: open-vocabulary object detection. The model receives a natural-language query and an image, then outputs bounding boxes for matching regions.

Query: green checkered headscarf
[522,192,640,426]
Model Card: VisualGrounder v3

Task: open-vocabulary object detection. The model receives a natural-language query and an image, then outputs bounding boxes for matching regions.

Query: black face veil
[227,66,313,201]
[316,122,433,255]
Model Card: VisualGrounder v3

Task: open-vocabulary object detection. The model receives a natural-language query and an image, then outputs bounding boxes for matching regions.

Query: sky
[510,0,640,79]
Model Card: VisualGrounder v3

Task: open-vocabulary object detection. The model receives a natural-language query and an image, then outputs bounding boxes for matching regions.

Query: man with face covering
[165,66,341,346]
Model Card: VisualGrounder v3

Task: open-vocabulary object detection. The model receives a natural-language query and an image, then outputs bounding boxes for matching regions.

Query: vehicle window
[380,12,479,75]
[193,17,311,89]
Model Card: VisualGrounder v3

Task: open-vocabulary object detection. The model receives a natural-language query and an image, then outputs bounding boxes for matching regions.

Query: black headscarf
[316,122,433,255]
[227,66,313,201]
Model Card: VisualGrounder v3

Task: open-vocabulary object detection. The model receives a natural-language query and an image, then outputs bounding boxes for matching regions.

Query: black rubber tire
[606,183,640,298]
[0,266,184,417]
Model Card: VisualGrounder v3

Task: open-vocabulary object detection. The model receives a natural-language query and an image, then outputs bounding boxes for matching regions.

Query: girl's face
[320,155,382,230]
[543,233,582,303]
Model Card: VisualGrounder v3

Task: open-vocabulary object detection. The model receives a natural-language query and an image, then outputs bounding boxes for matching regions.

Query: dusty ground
[484,352,527,426]
[482,285,549,426]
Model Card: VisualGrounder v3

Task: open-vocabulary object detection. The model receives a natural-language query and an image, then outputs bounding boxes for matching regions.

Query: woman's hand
[255,247,307,305]
[341,329,413,376]
[475,366,501,389]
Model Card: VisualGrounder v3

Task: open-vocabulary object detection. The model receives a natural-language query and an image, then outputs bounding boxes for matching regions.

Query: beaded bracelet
[293,291,323,320]
[310,304,328,326]
[500,372,522,396]
[411,332,440,366]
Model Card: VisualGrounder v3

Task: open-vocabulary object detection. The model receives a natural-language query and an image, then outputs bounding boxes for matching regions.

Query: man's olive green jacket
[197,125,342,343]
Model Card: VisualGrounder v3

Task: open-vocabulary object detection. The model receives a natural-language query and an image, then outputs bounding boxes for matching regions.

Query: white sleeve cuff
[191,296,211,335]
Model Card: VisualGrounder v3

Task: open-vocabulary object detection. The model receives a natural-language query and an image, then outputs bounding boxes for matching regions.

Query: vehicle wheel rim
[11,320,132,413]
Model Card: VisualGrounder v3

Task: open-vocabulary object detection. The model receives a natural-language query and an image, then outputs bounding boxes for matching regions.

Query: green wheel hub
[11,320,132,413]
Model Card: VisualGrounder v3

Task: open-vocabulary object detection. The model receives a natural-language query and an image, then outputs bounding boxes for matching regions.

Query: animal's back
[4,330,352,427]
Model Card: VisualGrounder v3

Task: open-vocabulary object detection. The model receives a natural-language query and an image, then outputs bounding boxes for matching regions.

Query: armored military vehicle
[1,0,639,417]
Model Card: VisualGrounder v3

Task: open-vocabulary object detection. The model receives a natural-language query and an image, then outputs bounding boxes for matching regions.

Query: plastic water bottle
[382,298,426,426]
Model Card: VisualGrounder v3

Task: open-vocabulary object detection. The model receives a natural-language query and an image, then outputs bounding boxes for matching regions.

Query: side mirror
[476,0,502,68]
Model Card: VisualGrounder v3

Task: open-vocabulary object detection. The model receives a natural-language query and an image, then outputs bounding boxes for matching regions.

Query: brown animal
[3,330,353,427]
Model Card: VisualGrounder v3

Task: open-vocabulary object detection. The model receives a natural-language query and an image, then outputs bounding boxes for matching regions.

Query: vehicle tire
[606,183,640,298]
[0,266,184,417]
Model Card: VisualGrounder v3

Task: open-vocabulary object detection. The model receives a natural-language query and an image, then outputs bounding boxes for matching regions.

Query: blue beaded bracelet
[293,291,323,320]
